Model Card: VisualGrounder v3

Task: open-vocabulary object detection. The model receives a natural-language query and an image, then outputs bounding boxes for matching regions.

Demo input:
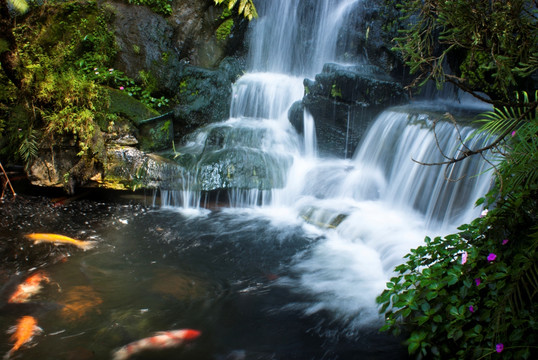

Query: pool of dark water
[0,193,409,360]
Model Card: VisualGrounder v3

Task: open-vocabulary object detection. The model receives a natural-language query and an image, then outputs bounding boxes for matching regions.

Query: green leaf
[8,0,28,14]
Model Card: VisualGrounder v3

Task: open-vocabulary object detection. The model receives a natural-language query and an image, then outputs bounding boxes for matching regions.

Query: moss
[108,88,160,125]
[331,83,342,99]
[216,18,234,41]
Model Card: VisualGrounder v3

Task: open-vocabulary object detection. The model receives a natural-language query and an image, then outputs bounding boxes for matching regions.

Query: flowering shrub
[377,203,537,358]
[377,131,538,359]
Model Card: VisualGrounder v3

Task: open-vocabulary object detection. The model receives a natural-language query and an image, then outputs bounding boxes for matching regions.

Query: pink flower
[480,209,488,217]
[461,251,468,265]
[119,86,124,90]
[496,343,504,353]
[511,130,516,137]
[502,239,509,245]
[487,253,497,262]
[475,278,481,286]
[468,305,474,313]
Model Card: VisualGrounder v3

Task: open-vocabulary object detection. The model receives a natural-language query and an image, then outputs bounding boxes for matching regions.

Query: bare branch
[412,102,537,167]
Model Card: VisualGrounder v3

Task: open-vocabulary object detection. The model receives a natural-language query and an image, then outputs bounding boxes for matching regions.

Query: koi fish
[112,329,201,360]
[24,233,96,251]
[8,271,50,303]
[3,316,42,360]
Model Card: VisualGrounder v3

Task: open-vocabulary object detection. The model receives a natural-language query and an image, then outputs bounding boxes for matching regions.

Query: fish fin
[79,241,97,251]
[6,325,17,335]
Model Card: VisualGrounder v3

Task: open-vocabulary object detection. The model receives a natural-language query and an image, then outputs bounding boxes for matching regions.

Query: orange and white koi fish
[112,329,201,360]
[24,233,96,251]
[8,271,50,304]
[3,316,42,360]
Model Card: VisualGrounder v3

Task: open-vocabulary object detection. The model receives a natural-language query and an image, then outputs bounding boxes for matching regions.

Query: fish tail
[3,349,13,360]
[111,346,131,360]
[79,241,97,251]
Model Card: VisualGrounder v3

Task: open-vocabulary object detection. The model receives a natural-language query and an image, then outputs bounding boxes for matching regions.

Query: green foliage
[18,127,38,168]
[125,0,172,16]
[377,99,538,358]
[8,0,28,14]
[216,18,234,41]
[393,0,537,100]
[214,0,258,21]
[35,70,111,156]
[331,83,342,99]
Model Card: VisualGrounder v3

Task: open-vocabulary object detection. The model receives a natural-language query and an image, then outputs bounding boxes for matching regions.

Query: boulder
[172,57,246,139]
[104,146,186,190]
[290,63,407,157]
[108,0,248,95]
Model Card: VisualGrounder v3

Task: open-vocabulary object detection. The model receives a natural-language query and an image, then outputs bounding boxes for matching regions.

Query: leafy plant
[377,99,538,358]
[214,0,258,20]
[18,127,39,168]
[393,0,537,101]
[125,0,172,16]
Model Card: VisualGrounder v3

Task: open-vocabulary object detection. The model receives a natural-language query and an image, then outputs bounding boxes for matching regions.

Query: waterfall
[247,0,360,76]
[162,0,494,329]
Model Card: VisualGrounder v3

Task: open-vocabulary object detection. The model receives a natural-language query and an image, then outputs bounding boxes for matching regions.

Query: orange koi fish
[24,233,96,251]
[8,271,50,304]
[3,316,42,360]
[112,329,201,360]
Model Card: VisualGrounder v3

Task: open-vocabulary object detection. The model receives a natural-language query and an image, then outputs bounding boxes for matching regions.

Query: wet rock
[197,148,292,191]
[108,1,248,95]
[291,62,408,158]
[172,57,246,139]
[103,146,186,190]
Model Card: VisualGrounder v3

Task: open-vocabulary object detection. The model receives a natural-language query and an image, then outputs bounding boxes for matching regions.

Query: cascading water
[165,0,493,338]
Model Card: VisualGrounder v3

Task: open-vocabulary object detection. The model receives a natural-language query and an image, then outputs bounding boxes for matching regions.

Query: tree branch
[412,102,537,167]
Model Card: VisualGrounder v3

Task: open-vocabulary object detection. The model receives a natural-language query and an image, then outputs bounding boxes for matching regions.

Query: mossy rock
[108,88,173,151]
[108,88,159,124]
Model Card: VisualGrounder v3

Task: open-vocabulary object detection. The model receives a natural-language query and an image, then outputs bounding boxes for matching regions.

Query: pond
[0,192,409,360]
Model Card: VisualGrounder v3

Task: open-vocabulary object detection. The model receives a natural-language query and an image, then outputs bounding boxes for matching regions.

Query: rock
[108,2,179,89]
[172,57,246,139]
[308,63,406,106]
[103,146,186,190]
[108,0,248,95]
[197,148,291,191]
[28,146,101,194]
[292,62,407,158]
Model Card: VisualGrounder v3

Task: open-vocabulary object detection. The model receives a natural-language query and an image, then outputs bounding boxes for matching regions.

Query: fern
[18,128,39,169]
[470,91,536,143]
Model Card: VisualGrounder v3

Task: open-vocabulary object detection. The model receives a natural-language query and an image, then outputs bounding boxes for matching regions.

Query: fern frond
[18,128,39,169]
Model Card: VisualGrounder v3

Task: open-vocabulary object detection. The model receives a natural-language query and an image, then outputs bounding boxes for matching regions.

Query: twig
[412,102,537,167]
[0,161,17,198]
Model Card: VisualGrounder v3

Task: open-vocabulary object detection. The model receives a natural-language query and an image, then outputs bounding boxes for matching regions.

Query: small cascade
[230,73,305,119]
[303,109,317,158]
[353,107,493,228]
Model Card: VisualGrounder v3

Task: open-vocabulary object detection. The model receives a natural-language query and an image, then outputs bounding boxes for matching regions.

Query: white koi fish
[112,328,201,360]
